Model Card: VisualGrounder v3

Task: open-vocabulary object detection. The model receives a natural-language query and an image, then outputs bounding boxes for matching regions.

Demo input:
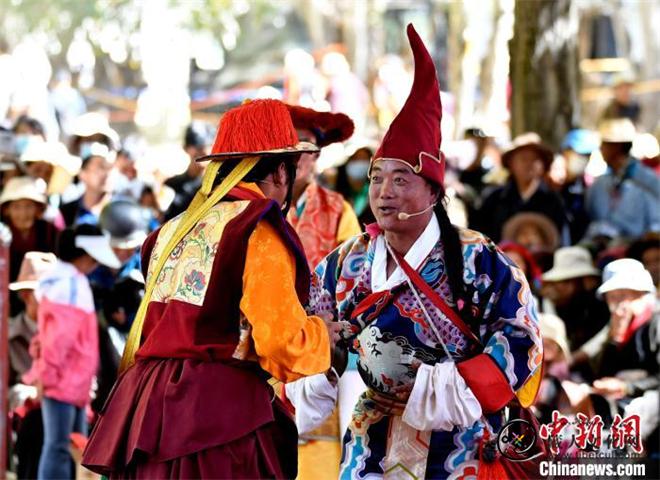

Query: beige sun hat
[20,140,82,194]
[0,176,48,206]
[9,251,57,291]
[598,118,636,143]
[539,313,571,361]
[542,246,600,283]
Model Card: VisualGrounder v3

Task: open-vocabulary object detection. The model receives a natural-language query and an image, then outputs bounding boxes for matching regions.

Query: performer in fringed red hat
[283,105,362,478]
[285,24,544,479]
[82,99,340,479]
[286,105,361,270]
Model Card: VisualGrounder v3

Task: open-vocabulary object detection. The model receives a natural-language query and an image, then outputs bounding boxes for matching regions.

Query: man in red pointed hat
[285,25,543,478]
[82,99,340,479]
[286,105,361,270]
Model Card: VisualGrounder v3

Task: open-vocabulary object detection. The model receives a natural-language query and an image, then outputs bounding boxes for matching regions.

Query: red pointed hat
[372,24,444,185]
[286,105,355,148]
[197,99,319,162]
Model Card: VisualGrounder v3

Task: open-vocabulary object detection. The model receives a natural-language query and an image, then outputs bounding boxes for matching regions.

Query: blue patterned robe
[308,228,542,479]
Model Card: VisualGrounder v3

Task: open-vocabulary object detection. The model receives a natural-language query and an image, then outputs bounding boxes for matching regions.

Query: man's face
[542,278,580,307]
[509,147,545,185]
[514,224,545,252]
[294,151,319,190]
[79,155,112,193]
[600,142,625,168]
[112,246,136,264]
[368,159,436,234]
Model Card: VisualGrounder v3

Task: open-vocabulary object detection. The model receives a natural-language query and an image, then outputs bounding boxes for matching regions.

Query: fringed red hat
[286,105,355,148]
[372,24,444,185]
[197,99,319,162]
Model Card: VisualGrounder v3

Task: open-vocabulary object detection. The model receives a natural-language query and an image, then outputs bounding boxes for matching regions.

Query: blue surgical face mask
[346,160,370,181]
[14,134,36,155]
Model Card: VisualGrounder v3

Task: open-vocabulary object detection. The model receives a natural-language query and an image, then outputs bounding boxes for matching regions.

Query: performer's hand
[325,321,345,347]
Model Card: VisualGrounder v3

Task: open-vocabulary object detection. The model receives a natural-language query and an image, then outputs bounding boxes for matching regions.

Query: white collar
[371,215,441,293]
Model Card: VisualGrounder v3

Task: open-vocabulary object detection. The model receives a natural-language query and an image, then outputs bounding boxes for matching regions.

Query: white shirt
[371,215,441,293]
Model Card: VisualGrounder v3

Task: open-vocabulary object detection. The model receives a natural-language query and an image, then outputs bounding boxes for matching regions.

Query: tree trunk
[509,0,580,148]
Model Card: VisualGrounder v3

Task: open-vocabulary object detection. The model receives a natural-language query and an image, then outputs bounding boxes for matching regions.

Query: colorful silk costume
[308,224,542,479]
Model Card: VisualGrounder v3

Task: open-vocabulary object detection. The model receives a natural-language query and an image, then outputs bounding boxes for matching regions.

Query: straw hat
[542,246,600,283]
[598,118,636,144]
[501,212,560,252]
[0,176,48,206]
[9,251,57,291]
[596,258,655,298]
[20,140,82,195]
[502,132,554,171]
[539,313,571,361]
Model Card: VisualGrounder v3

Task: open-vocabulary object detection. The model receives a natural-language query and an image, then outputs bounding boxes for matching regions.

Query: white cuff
[285,369,339,434]
[402,362,482,431]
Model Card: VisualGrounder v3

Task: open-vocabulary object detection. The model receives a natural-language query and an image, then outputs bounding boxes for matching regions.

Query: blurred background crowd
[0,0,658,478]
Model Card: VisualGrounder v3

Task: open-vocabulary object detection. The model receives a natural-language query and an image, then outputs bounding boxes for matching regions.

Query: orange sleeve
[240,220,331,383]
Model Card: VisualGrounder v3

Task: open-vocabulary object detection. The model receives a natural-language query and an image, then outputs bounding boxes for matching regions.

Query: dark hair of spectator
[12,115,46,138]
[56,223,103,262]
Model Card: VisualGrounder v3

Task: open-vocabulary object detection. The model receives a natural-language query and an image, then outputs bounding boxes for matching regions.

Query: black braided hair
[433,190,466,309]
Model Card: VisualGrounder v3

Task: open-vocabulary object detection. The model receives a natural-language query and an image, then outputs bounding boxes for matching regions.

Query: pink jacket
[23,261,99,408]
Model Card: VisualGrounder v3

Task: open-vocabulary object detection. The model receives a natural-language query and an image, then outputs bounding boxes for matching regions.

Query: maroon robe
[82,190,310,479]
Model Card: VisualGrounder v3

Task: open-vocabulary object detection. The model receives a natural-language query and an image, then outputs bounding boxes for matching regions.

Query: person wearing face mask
[285,25,542,479]
[82,99,338,479]
[335,144,377,226]
[286,105,361,270]
[12,115,46,155]
[572,259,658,462]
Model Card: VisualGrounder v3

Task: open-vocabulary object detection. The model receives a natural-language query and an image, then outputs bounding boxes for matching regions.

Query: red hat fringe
[211,99,299,155]
[287,105,355,147]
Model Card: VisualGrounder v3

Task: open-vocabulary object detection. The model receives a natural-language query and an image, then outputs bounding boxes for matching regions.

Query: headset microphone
[397,203,436,221]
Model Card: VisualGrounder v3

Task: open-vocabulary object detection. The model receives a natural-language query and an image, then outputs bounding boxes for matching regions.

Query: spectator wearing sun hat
[541,246,610,351]
[585,118,660,240]
[587,259,658,417]
[0,176,59,284]
[473,132,569,243]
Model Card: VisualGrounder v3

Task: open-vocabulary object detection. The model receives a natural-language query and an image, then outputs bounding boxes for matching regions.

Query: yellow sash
[119,157,259,372]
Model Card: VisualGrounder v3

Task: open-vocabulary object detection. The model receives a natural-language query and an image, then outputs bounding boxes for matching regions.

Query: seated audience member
[541,246,610,351]
[473,132,568,243]
[585,118,660,240]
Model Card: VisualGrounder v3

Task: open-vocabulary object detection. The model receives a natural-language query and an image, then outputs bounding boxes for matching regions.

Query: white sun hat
[75,234,121,269]
[596,258,656,298]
